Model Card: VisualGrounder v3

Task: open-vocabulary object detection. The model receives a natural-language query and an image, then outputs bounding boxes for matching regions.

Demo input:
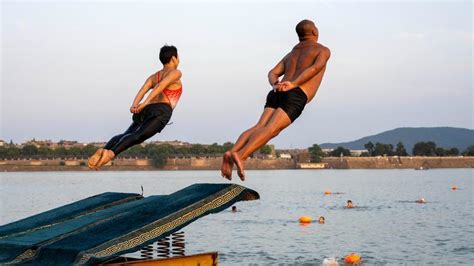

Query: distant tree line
[361,141,468,156]
[363,142,408,156]
[307,142,474,162]
[0,145,99,160]
[0,142,276,168]
[0,142,233,159]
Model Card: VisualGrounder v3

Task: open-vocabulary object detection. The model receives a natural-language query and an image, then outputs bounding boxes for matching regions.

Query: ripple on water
[452,246,474,255]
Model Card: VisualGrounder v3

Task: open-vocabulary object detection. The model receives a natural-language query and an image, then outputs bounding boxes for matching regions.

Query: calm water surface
[1,169,473,265]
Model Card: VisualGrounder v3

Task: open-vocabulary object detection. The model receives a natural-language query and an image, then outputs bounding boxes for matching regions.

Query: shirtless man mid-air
[221,19,331,180]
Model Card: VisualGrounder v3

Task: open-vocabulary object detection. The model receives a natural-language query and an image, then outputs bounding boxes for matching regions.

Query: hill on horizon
[320,127,474,153]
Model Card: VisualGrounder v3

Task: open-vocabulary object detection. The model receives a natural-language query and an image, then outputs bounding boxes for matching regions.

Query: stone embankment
[0,156,472,171]
[322,156,474,169]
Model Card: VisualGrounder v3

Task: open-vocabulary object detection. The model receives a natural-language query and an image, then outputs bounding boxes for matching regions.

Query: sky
[1,0,472,149]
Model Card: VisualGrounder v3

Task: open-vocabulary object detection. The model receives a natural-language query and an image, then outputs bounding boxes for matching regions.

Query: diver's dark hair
[347,200,352,203]
[159,45,178,64]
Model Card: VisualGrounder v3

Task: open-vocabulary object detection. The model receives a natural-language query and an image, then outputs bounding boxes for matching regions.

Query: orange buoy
[345,253,361,264]
[299,216,312,224]
[324,191,332,195]
[452,186,458,190]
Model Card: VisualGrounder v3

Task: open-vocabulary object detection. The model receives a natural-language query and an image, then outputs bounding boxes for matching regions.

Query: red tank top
[156,71,182,109]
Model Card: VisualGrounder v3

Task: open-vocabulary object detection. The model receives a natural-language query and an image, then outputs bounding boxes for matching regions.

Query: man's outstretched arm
[281,47,330,90]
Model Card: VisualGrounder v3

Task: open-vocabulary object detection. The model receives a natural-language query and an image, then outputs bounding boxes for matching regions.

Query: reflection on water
[0,169,472,265]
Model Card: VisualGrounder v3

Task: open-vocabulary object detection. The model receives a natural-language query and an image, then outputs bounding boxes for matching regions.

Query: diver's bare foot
[87,148,104,169]
[220,154,230,180]
[231,152,245,181]
[224,151,235,178]
[95,149,115,169]
[221,151,234,180]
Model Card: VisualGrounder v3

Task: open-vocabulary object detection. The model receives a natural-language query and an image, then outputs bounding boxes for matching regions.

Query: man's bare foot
[221,151,234,180]
[95,149,115,169]
[231,152,245,181]
[87,148,104,169]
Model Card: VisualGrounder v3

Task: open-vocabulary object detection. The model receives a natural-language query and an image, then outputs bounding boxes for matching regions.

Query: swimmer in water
[231,206,238,212]
[415,198,426,204]
[345,200,354,208]
[318,216,325,224]
[220,19,331,181]
[88,45,183,169]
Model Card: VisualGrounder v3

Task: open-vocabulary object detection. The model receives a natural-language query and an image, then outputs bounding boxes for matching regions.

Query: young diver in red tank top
[88,45,183,169]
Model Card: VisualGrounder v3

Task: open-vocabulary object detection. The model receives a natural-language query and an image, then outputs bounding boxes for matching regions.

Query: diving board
[0,183,259,265]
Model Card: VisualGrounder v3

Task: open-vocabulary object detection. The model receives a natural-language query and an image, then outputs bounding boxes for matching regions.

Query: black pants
[104,103,172,155]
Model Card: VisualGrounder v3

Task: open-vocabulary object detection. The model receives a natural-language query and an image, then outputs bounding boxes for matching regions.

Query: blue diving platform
[0,183,259,265]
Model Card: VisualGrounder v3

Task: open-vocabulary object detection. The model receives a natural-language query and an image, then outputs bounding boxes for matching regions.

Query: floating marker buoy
[344,253,361,264]
[299,216,312,224]
[324,191,332,195]
[322,257,339,266]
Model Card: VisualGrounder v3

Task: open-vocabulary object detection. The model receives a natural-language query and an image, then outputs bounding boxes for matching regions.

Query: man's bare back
[280,42,329,102]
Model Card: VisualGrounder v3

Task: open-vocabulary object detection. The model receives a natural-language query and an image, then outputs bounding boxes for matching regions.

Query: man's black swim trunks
[264,87,308,122]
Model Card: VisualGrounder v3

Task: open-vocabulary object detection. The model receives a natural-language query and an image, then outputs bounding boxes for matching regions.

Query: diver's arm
[280,47,330,91]
[130,75,155,113]
[142,70,182,105]
[268,59,286,89]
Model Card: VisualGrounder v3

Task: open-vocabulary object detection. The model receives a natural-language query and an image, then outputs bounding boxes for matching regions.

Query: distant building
[350,149,368,157]
[24,139,57,149]
[22,139,89,149]
[89,142,107,147]
[276,148,307,157]
[322,148,334,154]
[0,140,4,147]
[279,153,292,159]
[58,140,87,149]
[320,148,368,157]
[150,140,192,147]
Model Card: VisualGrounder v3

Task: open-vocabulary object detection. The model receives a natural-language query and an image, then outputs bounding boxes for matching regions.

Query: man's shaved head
[295,19,318,39]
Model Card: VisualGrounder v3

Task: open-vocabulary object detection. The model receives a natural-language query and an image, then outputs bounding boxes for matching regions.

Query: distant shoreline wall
[163,157,295,170]
[323,156,474,169]
[0,157,472,171]
[0,157,296,171]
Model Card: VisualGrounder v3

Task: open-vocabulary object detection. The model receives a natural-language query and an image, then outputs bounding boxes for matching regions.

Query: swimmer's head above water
[346,200,354,208]
[318,216,325,224]
[416,198,426,204]
[159,45,179,67]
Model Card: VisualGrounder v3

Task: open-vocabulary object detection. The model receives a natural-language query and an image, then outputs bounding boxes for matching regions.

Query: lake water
[0,169,473,265]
